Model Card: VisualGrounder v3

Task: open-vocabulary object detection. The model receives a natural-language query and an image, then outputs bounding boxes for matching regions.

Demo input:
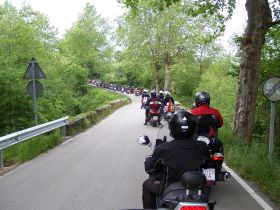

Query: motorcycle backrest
[181,171,207,190]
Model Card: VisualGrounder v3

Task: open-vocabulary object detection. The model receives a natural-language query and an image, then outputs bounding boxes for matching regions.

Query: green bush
[220,128,280,207]
[194,59,238,128]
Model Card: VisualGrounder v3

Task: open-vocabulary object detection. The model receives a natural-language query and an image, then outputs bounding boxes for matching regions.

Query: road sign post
[263,77,280,159]
[24,58,46,126]
[269,102,276,160]
[32,60,38,125]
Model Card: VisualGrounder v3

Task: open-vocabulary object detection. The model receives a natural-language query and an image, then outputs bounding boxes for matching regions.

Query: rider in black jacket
[142,110,210,209]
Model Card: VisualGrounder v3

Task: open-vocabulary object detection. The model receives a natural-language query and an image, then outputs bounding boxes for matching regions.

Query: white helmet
[159,90,164,94]
[165,91,170,96]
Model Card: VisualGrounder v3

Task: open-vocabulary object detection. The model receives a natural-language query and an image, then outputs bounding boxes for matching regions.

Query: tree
[59,3,113,79]
[0,2,58,134]
[117,1,221,91]
[232,0,280,142]
[120,0,280,142]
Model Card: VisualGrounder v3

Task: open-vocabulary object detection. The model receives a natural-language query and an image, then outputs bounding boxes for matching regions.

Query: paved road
[0,95,276,210]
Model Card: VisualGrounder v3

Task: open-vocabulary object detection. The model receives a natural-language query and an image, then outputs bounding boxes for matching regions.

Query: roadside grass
[4,131,62,165]
[173,94,193,110]
[2,88,125,168]
[220,128,280,207]
[76,88,123,115]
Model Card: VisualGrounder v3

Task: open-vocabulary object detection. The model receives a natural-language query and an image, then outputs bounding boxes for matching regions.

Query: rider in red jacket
[191,91,223,150]
[144,91,162,125]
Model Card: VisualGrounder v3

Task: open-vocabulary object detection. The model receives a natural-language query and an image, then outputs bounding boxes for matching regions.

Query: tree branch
[269,19,280,27]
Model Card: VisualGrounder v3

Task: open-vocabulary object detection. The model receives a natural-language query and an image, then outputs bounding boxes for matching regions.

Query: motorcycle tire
[202,186,211,197]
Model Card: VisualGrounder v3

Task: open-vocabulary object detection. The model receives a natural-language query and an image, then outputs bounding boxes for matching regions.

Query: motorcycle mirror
[197,136,210,145]
[137,135,150,145]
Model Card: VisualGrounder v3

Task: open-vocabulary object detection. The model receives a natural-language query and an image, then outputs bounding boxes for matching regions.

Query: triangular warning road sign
[23,58,46,80]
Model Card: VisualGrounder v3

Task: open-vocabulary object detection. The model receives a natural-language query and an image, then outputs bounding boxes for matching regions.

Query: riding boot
[144,118,148,125]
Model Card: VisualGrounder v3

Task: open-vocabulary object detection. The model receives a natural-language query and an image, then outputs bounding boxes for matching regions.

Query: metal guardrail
[0,116,69,169]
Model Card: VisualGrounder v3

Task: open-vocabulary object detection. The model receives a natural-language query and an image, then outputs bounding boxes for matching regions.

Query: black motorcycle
[136,123,219,210]
[196,135,230,196]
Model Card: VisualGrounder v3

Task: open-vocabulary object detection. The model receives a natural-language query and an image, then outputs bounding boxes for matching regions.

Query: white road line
[223,163,274,210]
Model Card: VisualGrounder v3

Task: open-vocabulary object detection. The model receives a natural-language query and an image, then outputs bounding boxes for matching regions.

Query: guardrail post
[60,126,66,136]
[0,150,3,169]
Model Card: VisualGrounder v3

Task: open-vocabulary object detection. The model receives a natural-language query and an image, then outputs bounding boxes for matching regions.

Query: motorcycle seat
[181,171,207,189]
[162,182,185,200]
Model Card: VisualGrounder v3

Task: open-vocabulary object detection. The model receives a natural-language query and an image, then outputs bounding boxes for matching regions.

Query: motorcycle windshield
[156,122,173,142]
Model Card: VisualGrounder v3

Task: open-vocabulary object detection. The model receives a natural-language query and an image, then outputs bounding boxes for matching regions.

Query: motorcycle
[200,136,230,193]
[163,101,174,122]
[147,100,162,127]
[136,124,216,210]
[153,125,230,186]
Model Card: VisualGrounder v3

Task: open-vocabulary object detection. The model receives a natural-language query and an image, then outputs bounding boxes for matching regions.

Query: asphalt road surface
[0,95,277,210]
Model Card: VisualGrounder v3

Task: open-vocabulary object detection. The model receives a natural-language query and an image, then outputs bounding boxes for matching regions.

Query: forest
[0,0,279,205]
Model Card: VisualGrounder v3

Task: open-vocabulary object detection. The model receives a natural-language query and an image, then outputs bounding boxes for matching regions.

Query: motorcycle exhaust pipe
[224,172,231,181]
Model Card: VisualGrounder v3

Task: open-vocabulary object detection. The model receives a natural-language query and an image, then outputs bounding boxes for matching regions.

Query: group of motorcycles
[89,79,144,95]
[136,124,231,210]
[90,79,230,209]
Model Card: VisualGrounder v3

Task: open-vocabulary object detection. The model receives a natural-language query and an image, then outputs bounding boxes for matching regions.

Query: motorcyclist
[141,89,150,109]
[158,90,165,114]
[144,90,161,125]
[163,91,174,107]
[163,91,175,115]
[142,89,150,98]
[142,110,210,209]
[191,91,223,152]
[158,90,164,101]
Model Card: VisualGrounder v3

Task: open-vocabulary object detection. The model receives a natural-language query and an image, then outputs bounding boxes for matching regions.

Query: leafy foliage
[221,128,280,207]
[254,25,280,154]
[59,3,113,79]
[119,0,236,35]
[0,2,117,136]
[116,1,223,91]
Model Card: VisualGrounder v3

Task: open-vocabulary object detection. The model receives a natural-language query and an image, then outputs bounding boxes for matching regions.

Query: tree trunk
[233,0,272,142]
[164,53,172,91]
[154,62,161,92]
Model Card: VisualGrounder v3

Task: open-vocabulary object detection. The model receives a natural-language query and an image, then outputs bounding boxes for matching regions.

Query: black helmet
[195,91,210,106]
[151,91,157,97]
[169,110,197,138]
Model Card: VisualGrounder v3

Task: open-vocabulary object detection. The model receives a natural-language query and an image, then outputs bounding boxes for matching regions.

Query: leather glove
[156,138,166,147]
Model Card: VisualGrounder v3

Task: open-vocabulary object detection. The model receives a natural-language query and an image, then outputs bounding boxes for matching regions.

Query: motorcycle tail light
[178,203,208,210]
[212,153,224,161]
[180,206,207,210]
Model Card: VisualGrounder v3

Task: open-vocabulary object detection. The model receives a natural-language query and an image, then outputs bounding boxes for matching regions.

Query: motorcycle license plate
[203,168,215,181]
[152,116,158,120]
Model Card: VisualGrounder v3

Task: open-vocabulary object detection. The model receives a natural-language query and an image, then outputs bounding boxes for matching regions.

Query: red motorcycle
[147,100,162,127]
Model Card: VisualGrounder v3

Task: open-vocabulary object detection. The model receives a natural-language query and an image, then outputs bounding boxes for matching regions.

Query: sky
[1,0,125,35]
[0,0,247,49]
